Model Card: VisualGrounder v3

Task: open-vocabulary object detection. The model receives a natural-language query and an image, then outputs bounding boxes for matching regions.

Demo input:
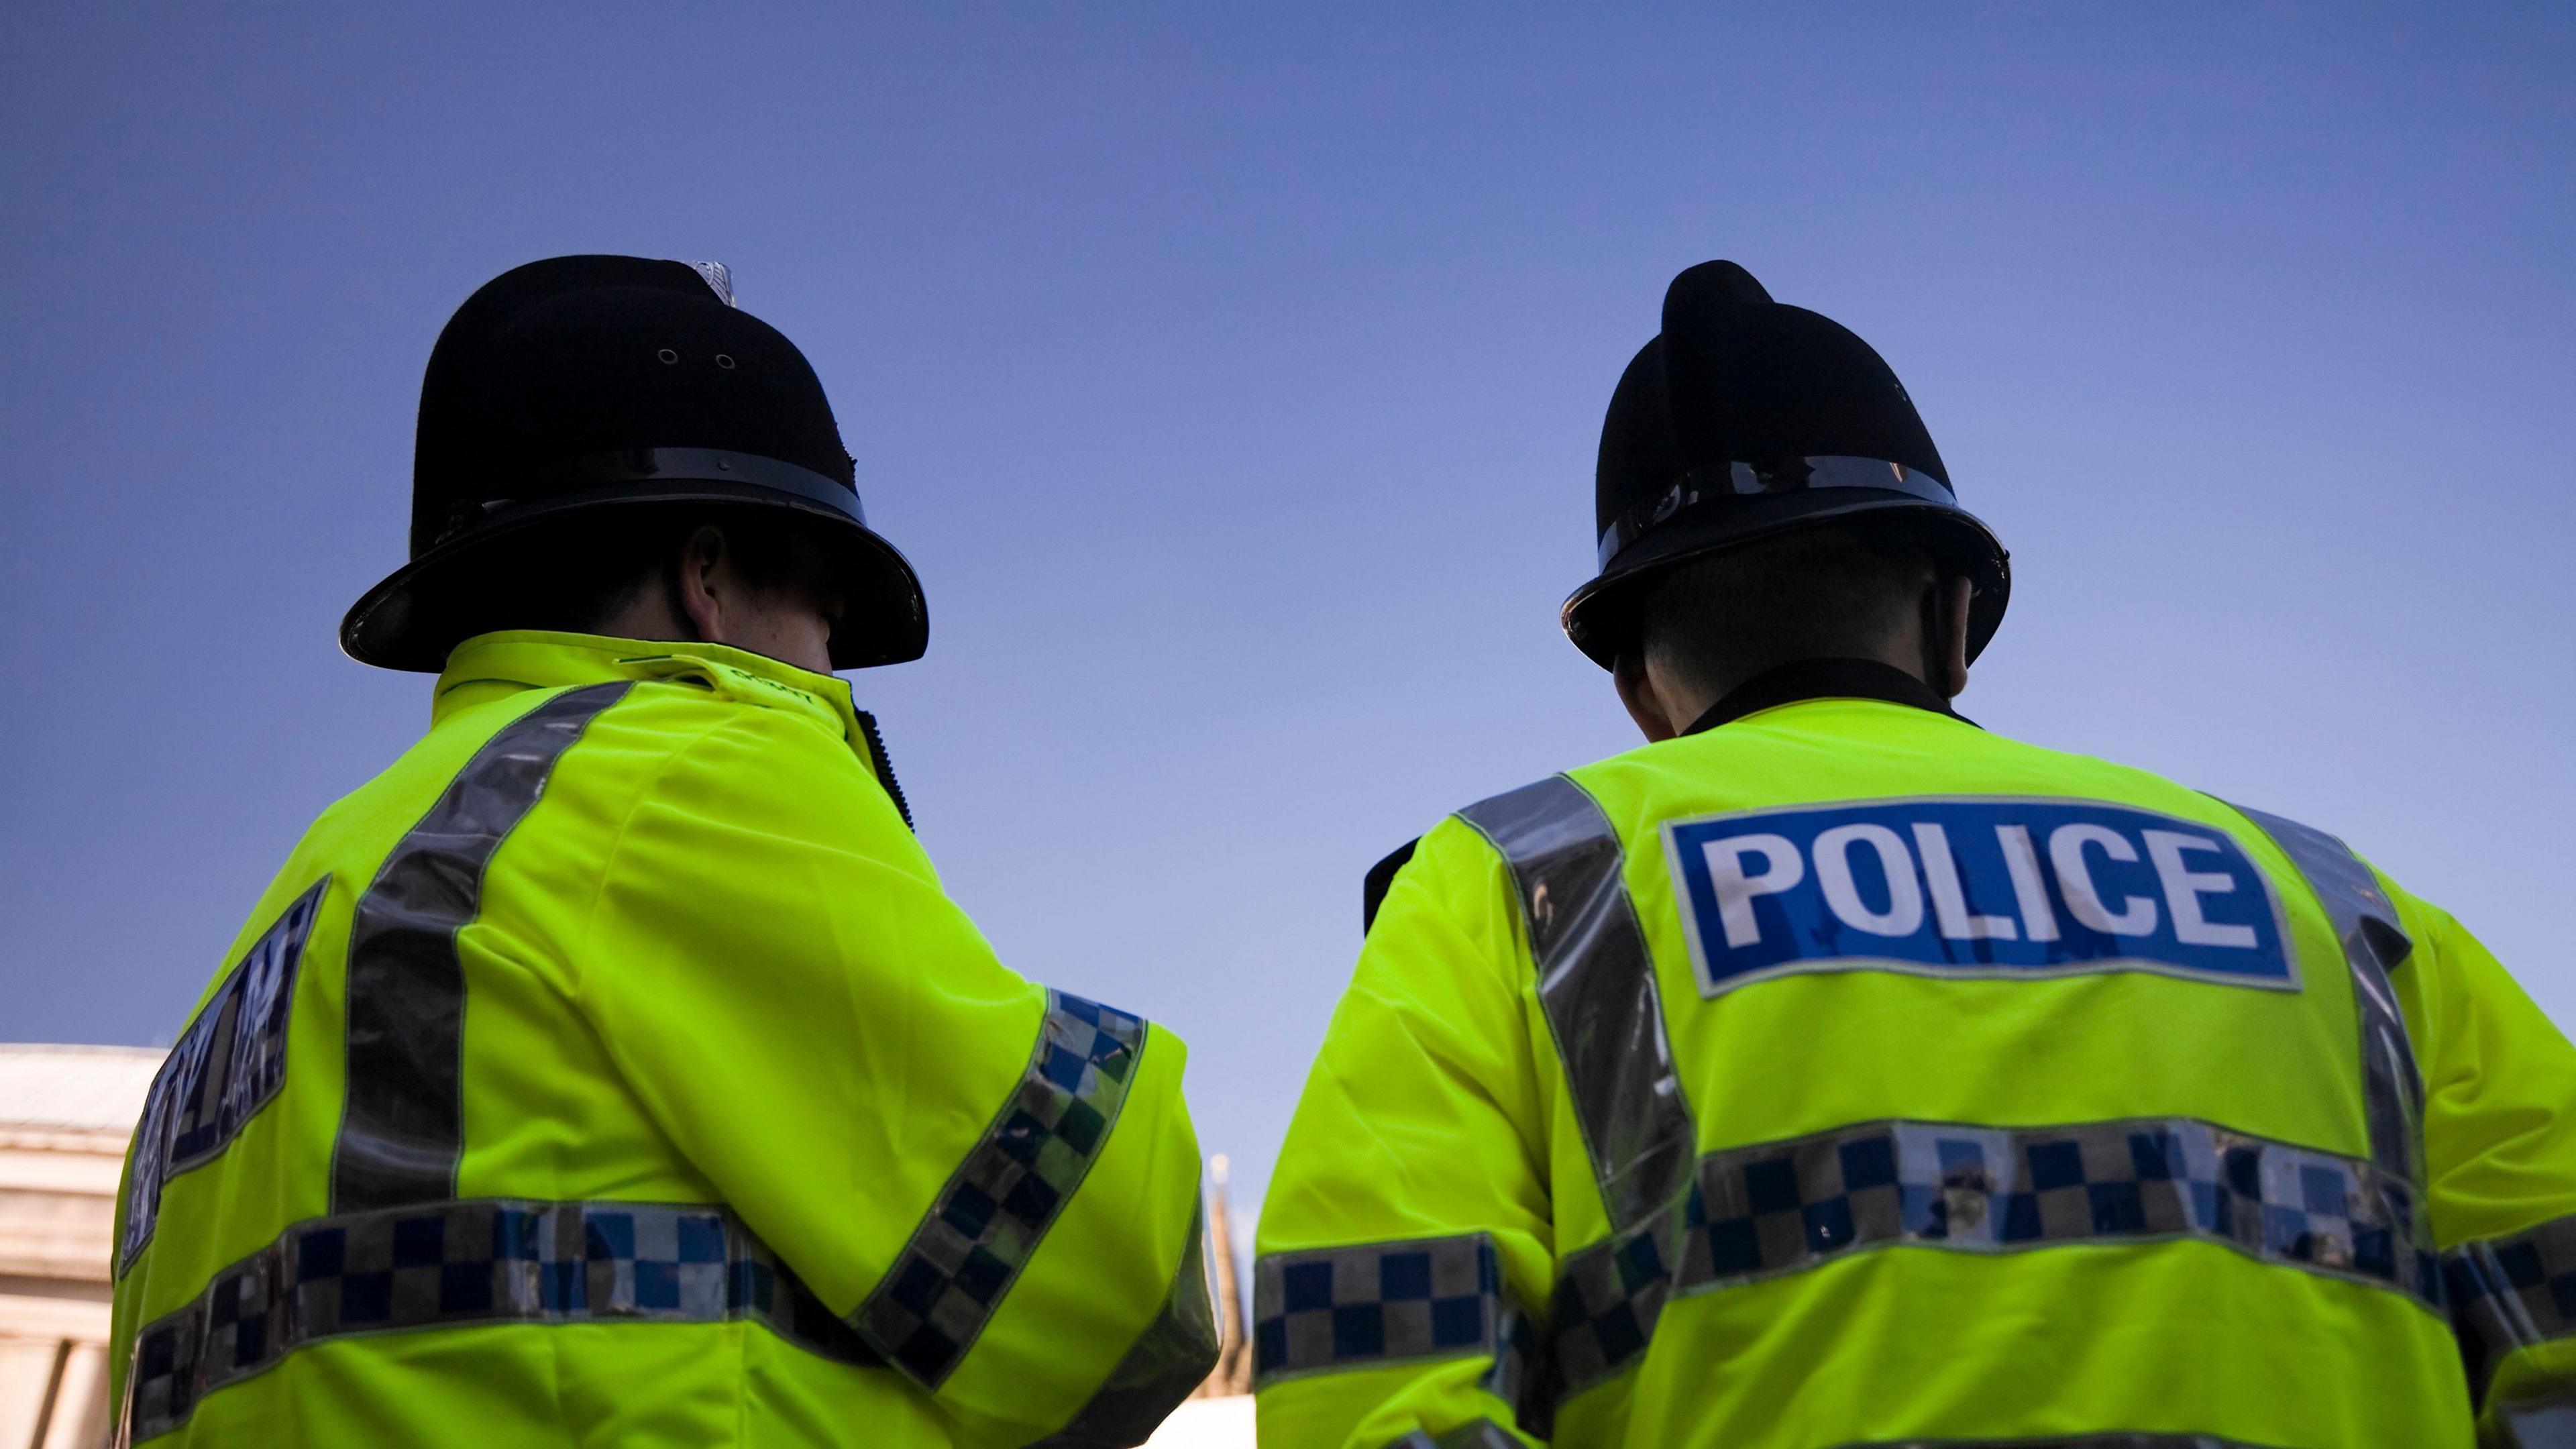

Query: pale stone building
[0,1044,159,1448]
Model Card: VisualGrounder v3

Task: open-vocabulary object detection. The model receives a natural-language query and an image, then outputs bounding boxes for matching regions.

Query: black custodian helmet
[1560,260,2008,669]
[340,255,928,672]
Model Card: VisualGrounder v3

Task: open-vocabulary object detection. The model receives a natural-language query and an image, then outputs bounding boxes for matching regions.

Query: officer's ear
[672,525,732,642]
[1615,651,1680,743]
[1927,575,1974,700]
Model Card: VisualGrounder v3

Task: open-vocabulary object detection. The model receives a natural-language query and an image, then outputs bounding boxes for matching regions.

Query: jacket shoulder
[1360,838,1419,935]
[465,674,899,874]
[1362,776,1577,940]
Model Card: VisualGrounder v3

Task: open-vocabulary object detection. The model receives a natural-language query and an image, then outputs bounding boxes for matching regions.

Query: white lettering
[2143,830,2259,948]
[1814,823,1925,937]
[1913,822,2019,940]
[2049,824,2159,935]
[1995,824,2059,942]
[1701,833,1805,948]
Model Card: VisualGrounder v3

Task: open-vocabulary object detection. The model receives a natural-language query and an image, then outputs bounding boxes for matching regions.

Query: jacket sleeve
[574,704,1216,1447]
[2402,888,2576,1444]
[1256,817,1555,1449]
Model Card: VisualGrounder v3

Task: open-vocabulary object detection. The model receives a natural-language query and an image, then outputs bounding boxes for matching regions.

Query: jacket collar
[1680,657,1971,737]
[431,631,863,745]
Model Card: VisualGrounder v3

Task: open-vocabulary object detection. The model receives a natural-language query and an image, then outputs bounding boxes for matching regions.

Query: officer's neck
[1622,650,1936,743]
[1619,578,1974,743]
[594,529,841,677]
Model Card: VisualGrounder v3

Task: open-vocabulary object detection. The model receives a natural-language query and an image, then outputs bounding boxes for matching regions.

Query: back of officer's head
[1572,260,2010,698]
[343,255,930,674]
[1635,517,1939,702]
[450,508,826,641]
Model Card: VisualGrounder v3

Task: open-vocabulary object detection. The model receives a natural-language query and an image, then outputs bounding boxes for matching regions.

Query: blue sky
[4,4,2570,1221]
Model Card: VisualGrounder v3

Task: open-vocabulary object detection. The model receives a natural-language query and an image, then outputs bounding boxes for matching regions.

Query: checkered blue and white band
[853,989,1150,1387]
[1548,1115,2440,1399]
[1259,1116,2432,1436]
[2446,1212,2576,1404]
[1250,1233,1540,1419]
[125,1197,873,1442]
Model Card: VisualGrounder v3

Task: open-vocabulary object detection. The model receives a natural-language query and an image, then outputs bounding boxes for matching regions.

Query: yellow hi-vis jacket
[1256,663,2576,1449]
[107,631,1218,1448]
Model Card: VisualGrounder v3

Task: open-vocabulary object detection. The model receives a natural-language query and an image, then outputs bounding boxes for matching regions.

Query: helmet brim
[1559,488,2009,671]
[339,479,928,672]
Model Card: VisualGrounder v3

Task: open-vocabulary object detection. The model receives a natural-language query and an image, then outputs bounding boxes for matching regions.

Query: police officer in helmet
[109,257,1218,1446]
[1258,261,2576,1446]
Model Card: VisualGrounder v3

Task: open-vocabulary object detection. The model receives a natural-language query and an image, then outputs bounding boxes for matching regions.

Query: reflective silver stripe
[1548,1115,2442,1398]
[1457,775,1695,1230]
[2447,1214,2576,1404]
[1026,1197,1222,1448]
[853,989,1150,1388]
[1389,1421,1527,1449]
[331,682,631,1212]
[123,1197,874,1442]
[2226,804,2427,1190]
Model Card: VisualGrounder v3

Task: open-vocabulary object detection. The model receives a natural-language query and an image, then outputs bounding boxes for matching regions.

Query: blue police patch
[1662,798,2294,999]
[121,878,327,1271]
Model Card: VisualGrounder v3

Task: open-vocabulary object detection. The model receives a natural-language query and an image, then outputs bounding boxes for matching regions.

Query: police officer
[108,256,1217,1446]
[1254,261,2576,1447]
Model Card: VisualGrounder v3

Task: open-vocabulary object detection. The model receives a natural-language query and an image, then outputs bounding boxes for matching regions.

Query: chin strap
[853,709,915,832]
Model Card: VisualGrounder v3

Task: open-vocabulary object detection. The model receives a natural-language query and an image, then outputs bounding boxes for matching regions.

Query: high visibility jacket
[108,631,1217,1448]
[1256,665,2576,1449]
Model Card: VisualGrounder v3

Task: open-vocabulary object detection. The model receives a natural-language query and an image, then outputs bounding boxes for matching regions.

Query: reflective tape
[853,990,1150,1387]
[1254,1234,1505,1383]
[2446,1213,2576,1403]
[1026,1198,1222,1448]
[1550,1116,2441,1397]
[124,1197,873,1443]
[331,682,632,1212]
[1485,1296,1546,1434]
[1253,1233,1549,1434]
[2226,804,2426,1192]
[1458,775,1695,1230]
[1259,1130,2428,1415]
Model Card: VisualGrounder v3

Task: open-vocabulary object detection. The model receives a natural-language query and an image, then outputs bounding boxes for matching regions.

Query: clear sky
[4,5,2571,1224]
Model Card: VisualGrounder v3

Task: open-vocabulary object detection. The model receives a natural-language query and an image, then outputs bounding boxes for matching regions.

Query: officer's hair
[454,508,827,641]
[1637,519,1939,700]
